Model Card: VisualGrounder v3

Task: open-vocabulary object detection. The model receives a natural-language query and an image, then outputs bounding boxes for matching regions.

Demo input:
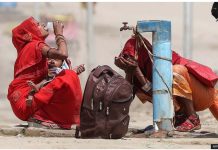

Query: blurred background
[0,2,217,129]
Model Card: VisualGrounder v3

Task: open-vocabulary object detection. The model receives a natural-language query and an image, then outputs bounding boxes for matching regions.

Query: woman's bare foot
[73,64,85,75]
[27,81,39,92]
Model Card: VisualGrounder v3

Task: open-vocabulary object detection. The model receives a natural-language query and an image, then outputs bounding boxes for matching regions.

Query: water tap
[120,22,136,33]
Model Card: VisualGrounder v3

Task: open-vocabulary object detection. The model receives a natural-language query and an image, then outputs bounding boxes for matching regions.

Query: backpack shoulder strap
[93,65,114,77]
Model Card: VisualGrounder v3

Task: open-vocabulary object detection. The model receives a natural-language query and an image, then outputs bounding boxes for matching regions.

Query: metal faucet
[120,22,136,33]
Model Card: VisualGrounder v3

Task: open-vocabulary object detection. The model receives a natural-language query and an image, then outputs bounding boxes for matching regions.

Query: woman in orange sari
[7,17,83,129]
[115,35,218,132]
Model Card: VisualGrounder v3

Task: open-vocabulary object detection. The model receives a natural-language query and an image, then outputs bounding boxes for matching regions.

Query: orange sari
[121,36,218,120]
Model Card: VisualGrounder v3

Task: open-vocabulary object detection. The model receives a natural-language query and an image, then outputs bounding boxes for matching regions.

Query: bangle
[55,35,65,40]
[55,34,64,37]
[55,36,65,43]
[57,40,66,46]
[56,36,64,39]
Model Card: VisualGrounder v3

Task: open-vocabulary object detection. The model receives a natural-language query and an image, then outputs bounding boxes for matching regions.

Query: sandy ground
[0,2,218,149]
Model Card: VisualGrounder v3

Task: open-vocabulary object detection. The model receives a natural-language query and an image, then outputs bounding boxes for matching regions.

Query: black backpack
[76,65,133,139]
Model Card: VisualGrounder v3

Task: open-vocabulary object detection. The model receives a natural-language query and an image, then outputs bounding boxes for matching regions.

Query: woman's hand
[114,55,138,73]
[53,20,64,35]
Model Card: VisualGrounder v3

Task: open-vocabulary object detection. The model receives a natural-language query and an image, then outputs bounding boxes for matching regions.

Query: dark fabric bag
[77,65,134,139]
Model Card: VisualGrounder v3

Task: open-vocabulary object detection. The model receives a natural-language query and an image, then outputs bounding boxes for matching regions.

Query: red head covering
[12,17,47,78]
[12,17,45,52]
[121,36,153,81]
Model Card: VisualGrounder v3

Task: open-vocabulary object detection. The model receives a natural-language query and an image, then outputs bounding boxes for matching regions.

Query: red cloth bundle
[173,52,218,88]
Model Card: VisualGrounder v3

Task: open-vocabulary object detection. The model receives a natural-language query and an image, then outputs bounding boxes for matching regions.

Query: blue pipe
[137,20,173,131]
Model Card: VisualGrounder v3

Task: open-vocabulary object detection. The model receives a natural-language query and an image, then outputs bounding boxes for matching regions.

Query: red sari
[7,17,82,129]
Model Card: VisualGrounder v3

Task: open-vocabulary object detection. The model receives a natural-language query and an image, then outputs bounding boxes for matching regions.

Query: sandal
[175,114,201,132]
[28,117,61,129]
[173,111,187,128]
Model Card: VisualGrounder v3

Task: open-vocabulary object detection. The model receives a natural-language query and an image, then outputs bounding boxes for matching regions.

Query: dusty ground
[0,2,218,149]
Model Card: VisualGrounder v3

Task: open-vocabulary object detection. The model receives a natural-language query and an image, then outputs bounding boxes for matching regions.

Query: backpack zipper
[106,107,110,115]
[99,101,103,111]
[91,98,94,110]
[88,75,106,110]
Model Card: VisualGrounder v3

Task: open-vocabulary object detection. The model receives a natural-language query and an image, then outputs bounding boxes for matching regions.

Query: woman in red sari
[7,17,83,129]
[115,35,218,132]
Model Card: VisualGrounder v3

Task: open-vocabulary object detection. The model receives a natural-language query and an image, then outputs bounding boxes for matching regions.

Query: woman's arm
[125,72,133,83]
[41,21,68,60]
[115,55,151,93]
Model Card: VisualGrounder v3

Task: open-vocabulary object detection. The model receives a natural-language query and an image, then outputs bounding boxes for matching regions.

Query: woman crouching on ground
[115,34,218,132]
[7,17,83,129]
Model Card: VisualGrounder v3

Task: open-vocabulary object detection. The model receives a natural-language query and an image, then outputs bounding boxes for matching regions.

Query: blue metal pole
[137,20,173,131]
